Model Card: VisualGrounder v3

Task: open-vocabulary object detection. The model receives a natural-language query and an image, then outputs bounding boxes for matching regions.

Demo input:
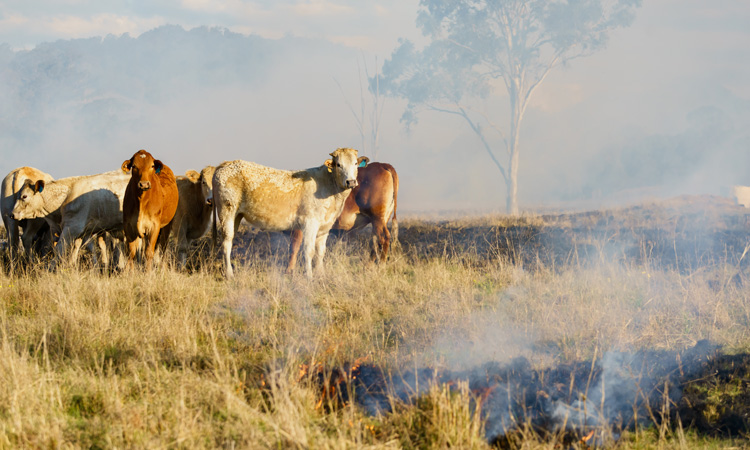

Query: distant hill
[0,25,359,176]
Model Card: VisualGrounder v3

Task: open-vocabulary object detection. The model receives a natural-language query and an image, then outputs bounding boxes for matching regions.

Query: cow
[212,147,365,278]
[730,185,750,208]
[1,167,55,259]
[289,161,399,264]
[172,166,216,268]
[333,161,399,261]
[10,170,131,270]
[122,149,179,270]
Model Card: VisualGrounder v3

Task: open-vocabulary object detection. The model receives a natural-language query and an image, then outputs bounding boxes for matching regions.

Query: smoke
[1,3,748,213]
[317,341,723,444]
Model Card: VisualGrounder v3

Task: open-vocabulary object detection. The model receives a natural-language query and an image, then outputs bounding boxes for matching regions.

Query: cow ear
[185,170,200,181]
[34,180,45,193]
[154,160,163,174]
[324,159,333,172]
[357,156,369,168]
[121,160,132,173]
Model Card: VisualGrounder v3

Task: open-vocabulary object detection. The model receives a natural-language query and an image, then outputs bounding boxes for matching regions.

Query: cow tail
[385,164,399,248]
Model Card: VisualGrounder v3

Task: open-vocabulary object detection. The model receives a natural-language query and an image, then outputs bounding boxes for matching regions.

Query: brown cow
[290,161,399,264]
[334,161,399,261]
[121,149,179,269]
[173,166,216,268]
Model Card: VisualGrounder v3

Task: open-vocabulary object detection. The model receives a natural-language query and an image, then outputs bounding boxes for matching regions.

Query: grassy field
[0,196,749,449]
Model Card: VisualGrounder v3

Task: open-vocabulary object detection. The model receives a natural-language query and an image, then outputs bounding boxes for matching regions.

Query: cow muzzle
[345,179,358,189]
[206,197,213,206]
[138,180,151,191]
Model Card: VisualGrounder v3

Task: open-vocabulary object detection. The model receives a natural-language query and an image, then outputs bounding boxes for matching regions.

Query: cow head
[325,148,365,190]
[10,179,46,220]
[199,166,216,206]
[122,149,163,191]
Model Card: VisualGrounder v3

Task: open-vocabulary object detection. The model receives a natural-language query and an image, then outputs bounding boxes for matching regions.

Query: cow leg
[96,235,109,272]
[217,212,237,278]
[390,216,399,251]
[157,221,173,259]
[221,225,235,278]
[372,219,391,263]
[126,237,140,269]
[144,232,160,271]
[112,236,126,271]
[51,228,75,270]
[174,222,189,270]
[71,238,85,267]
[81,237,98,267]
[286,229,303,274]
[4,216,20,261]
[301,221,320,279]
[313,228,330,277]
[20,223,35,259]
[3,216,20,273]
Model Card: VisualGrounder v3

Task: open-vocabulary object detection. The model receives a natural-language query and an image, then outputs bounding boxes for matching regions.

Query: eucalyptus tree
[376,0,641,214]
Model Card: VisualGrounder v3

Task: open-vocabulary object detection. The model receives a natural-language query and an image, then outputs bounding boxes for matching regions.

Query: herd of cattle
[0,148,399,278]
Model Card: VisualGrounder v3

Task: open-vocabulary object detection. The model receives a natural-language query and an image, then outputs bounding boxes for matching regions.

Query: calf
[173,166,216,268]
[213,147,365,278]
[122,149,179,269]
[1,167,54,259]
[11,170,131,269]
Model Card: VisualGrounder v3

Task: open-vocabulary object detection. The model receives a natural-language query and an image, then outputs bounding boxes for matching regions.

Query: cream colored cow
[730,185,750,208]
[212,147,365,278]
[11,170,131,269]
[173,166,216,268]
[1,167,54,258]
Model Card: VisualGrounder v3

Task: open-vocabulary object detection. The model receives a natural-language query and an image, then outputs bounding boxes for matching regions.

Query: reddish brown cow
[289,160,399,264]
[121,149,179,269]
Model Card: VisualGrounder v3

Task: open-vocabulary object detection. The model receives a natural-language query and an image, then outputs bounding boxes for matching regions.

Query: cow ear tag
[155,166,162,174]
[358,160,367,168]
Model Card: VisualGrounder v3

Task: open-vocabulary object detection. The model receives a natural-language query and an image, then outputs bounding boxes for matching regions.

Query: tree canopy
[376,0,641,213]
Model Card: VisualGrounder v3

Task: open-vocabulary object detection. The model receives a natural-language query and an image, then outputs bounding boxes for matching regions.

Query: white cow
[11,170,131,269]
[730,186,750,208]
[212,147,365,278]
[1,167,54,259]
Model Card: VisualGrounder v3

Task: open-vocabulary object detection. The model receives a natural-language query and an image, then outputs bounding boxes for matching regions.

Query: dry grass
[0,204,749,448]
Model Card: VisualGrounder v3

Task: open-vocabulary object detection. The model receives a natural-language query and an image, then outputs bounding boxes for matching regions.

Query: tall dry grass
[0,216,748,448]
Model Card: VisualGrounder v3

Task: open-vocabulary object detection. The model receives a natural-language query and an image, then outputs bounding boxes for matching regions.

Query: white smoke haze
[2,5,748,444]
[0,1,747,213]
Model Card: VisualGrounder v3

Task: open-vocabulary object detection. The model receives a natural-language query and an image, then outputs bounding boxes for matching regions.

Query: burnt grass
[249,194,750,445]
[305,341,750,446]
[221,194,750,276]
[5,194,747,444]
[395,195,750,273]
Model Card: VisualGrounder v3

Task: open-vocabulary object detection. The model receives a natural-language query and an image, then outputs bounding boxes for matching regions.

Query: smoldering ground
[254,195,750,445]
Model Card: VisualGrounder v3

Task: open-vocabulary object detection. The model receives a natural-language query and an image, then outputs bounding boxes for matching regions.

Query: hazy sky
[1,1,749,212]
[0,0,420,53]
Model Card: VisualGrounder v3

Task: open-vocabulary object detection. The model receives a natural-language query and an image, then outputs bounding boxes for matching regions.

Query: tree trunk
[506,147,519,215]
[506,79,522,216]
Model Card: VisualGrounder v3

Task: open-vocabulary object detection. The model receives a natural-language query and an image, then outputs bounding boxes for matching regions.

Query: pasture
[0,195,749,449]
